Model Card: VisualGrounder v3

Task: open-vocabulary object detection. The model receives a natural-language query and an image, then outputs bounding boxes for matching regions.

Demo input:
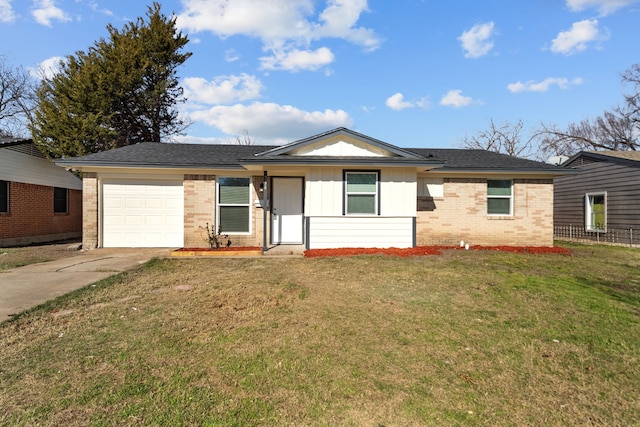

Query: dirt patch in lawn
[0,241,82,271]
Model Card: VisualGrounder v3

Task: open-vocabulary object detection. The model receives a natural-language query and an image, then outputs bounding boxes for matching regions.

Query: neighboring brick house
[55,128,567,250]
[0,138,82,247]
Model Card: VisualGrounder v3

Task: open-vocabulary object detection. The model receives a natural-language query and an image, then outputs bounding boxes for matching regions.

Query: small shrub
[199,223,231,249]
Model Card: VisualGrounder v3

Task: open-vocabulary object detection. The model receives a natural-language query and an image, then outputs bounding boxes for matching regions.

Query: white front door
[271,177,304,244]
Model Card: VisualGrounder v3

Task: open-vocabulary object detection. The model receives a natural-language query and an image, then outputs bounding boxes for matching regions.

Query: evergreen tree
[32,2,191,158]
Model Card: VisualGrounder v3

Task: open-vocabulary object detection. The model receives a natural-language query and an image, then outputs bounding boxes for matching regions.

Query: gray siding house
[554,151,640,245]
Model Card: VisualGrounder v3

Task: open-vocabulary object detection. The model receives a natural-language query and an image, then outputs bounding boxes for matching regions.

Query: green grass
[1,243,638,426]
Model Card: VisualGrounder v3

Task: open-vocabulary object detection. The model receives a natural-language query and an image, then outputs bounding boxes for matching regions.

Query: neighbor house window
[218,177,251,233]
[0,180,8,213]
[53,187,68,213]
[585,192,606,232]
[344,171,379,215]
[487,180,513,215]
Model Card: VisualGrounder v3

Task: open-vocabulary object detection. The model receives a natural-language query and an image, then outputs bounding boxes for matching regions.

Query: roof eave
[428,167,576,175]
[54,160,247,170]
[240,158,445,168]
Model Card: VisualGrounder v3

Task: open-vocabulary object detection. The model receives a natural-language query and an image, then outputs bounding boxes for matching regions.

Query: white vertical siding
[305,167,343,216]
[308,216,414,249]
[380,168,417,216]
[305,167,417,217]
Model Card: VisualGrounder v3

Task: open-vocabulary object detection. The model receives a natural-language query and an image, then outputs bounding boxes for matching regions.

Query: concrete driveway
[0,248,169,321]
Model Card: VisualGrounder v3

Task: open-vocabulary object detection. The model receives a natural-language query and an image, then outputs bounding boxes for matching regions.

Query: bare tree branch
[533,63,640,157]
[0,56,36,138]
[235,129,254,145]
[461,119,535,158]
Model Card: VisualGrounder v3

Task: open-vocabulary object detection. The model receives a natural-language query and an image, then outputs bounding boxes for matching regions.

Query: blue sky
[1,0,639,148]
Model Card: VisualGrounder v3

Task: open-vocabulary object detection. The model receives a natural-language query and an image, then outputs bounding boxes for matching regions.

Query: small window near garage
[585,192,606,232]
[218,177,251,233]
[0,180,8,213]
[345,171,379,215]
[53,187,68,213]
[487,180,513,215]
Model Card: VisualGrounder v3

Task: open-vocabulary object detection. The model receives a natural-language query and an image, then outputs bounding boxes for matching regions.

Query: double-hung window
[344,171,379,215]
[585,192,606,232]
[0,180,8,213]
[218,177,251,233]
[487,180,513,215]
[53,187,68,213]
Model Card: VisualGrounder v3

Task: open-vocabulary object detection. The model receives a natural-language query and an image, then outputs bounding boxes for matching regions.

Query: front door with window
[271,177,304,244]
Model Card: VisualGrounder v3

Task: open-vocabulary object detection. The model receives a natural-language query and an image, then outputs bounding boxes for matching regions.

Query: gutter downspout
[262,171,268,252]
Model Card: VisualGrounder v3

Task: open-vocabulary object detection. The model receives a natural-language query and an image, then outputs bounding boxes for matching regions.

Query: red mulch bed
[173,247,262,252]
[303,245,571,258]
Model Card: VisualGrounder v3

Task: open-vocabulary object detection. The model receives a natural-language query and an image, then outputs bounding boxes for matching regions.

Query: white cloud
[385,92,429,111]
[88,2,113,16]
[189,102,353,144]
[386,93,413,111]
[31,0,71,26]
[315,0,380,52]
[29,56,65,80]
[459,22,495,59]
[183,74,264,105]
[551,19,606,55]
[260,47,335,72]
[507,77,584,93]
[176,0,381,72]
[566,0,639,15]
[225,49,240,62]
[440,90,474,108]
[0,0,15,23]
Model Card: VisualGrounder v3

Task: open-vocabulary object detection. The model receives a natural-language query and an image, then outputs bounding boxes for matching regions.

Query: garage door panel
[125,215,144,226]
[103,180,184,247]
[143,198,162,209]
[126,198,145,208]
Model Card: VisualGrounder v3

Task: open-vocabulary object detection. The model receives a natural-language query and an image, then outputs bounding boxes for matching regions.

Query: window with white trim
[217,177,251,233]
[345,171,379,215]
[487,180,513,215]
[0,180,8,213]
[585,192,606,232]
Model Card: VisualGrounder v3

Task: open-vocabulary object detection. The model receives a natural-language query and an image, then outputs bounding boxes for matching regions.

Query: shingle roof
[409,148,565,171]
[55,141,567,173]
[585,150,640,161]
[0,137,33,148]
[56,142,277,169]
[564,150,640,168]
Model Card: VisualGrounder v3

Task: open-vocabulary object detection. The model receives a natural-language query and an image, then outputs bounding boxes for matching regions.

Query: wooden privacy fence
[554,225,639,248]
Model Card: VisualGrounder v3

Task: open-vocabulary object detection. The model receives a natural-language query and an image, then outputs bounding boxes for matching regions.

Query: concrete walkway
[0,248,169,321]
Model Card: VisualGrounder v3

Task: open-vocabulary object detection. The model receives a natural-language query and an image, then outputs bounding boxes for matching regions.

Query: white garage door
[103,179,184,247]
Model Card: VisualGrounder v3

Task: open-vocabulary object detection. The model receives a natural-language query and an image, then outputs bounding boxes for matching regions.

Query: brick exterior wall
[250,176,267,248]
[0,181,82,246]
[183,175,266,249]
[416,178,554,247]
[183,175,216,248]
[82,173,98,249]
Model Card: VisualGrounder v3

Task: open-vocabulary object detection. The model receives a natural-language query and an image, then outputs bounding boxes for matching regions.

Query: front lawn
[1,243,638,426]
